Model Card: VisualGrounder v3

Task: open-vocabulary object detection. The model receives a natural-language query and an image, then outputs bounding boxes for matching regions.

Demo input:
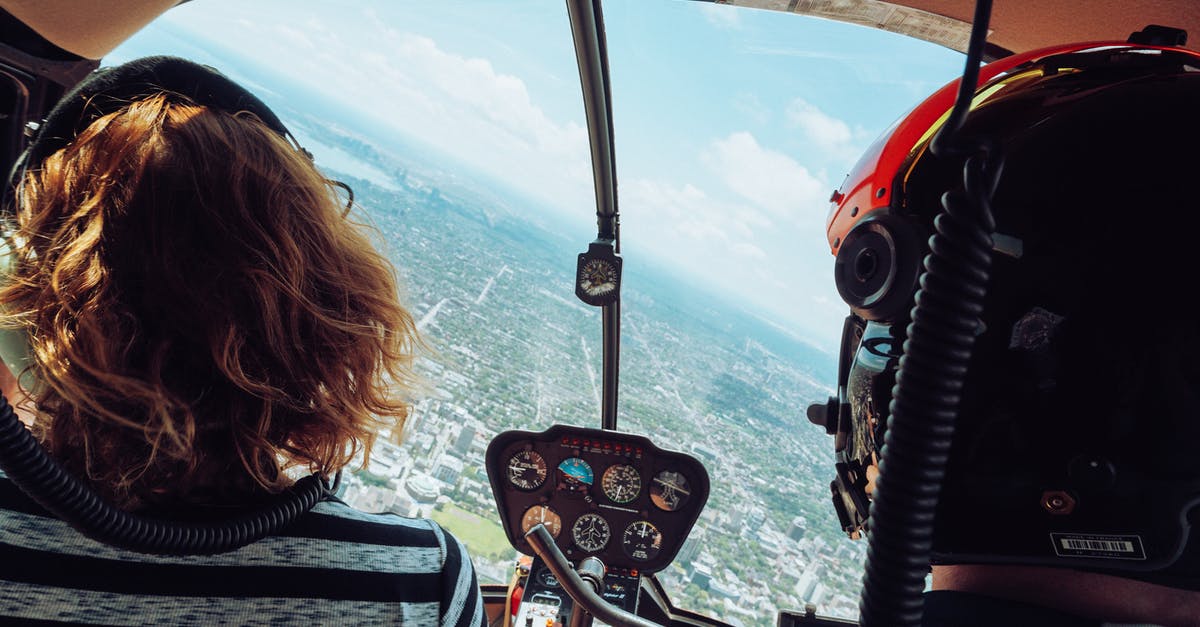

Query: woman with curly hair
[0,57,485,626]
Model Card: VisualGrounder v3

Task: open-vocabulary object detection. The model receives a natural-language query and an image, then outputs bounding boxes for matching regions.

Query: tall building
[741,505,767,539]
[452,424,476,458]
[795,562,825,603]
[433,455,464,485]
[788,516,808,542]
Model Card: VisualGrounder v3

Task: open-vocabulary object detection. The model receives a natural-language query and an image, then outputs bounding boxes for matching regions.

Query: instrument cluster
[486,425,709,574]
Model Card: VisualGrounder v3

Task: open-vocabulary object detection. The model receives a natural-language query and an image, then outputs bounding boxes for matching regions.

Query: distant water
[289,129,401,192]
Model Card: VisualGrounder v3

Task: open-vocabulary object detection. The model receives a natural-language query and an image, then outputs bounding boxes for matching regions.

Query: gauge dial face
[507,450,547,491]
[579,259,618,297]
[622,520,663,562]
[521,505,562,538]
[572,513,612,553]
[650,470,691,512]
[556,457,594,493]
[601,464,641,504]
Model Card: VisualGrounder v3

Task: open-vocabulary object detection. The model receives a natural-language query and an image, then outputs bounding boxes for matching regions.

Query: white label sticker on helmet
[1050,533,1147,560]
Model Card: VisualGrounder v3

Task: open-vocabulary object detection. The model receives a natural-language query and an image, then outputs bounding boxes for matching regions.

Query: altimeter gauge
[556,457,594,493]
[650,470,691,512]
[621,520,663,562]
[521,505,562,538]
[601,464,641,504]
[575,242,622,306]
[572,513,611,552]
[507,450,547,491]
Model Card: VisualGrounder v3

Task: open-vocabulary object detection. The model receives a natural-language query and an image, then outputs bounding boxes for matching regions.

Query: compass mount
[575,240,622,307]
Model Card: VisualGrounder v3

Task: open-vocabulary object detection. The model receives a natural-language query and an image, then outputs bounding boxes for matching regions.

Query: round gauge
[571,513,612,553]
[556,457,594,493]
[579,259,618,297]
[650,470,691,512]
[536,568,559,588]
[507,450,547,491]
[601,464,641,504]
[622,520,663,562]
[521,505,562,538]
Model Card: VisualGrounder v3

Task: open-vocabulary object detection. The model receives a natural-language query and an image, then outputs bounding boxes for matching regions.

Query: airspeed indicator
[602,464,641,504]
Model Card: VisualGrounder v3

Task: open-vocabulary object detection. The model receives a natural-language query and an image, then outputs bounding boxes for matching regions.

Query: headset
[0,55,347,555]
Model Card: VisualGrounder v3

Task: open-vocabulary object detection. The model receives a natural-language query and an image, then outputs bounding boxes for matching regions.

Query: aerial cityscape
[286,116,866,624]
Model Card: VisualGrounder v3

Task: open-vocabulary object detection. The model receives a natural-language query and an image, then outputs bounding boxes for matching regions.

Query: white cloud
[618,174,849,343]
[786,98,869,165]
[733,93,770,125]
[620,178,771,261]
[345,29,592,209]
[702,132,828,223]
[272,24,316,51]
[162,9,594,219]
[699,3,742,29]
[732,242,767,260]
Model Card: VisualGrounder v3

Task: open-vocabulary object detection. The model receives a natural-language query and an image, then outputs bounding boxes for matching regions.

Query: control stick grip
[525,524,661,627]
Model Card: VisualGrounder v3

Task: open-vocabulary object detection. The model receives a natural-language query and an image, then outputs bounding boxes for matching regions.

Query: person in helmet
[814,40,1200,626]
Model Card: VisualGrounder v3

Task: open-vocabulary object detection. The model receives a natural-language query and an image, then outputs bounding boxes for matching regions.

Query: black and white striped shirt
[0,474,486,626]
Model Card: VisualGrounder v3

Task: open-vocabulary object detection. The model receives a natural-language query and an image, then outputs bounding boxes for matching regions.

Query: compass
[575,241,622,306]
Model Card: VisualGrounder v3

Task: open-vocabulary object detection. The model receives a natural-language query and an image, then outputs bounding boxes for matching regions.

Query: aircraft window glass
[109,0,962,619]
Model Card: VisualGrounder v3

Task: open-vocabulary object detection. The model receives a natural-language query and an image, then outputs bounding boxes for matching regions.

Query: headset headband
[8,55,296,208]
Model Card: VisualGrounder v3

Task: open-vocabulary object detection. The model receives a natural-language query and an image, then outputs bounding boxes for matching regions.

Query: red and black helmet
[815,40,1200,585]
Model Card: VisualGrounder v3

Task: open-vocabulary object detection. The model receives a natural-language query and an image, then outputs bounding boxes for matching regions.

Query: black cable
[857,1,997,624]
[931,0,993,158]
[0,393,329,555]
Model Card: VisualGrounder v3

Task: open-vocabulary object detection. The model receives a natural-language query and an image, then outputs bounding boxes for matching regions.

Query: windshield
[111,1,963,622]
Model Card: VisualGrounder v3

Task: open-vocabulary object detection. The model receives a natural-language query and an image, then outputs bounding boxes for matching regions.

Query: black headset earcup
[834,214,924,322]
[6,56,298,218]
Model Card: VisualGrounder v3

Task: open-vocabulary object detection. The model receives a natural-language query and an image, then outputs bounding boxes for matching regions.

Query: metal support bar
[565,0,618,242]
[601,301,619,429]
[566,0,622,431]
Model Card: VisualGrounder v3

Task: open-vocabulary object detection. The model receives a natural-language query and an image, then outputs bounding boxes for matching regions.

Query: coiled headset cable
[0,392,331,555]
[857,0,1002,624]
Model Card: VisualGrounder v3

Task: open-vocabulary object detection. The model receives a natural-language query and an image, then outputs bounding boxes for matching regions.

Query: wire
[931,0,993,158]
[857,1,998,625]
[0,392,329,555]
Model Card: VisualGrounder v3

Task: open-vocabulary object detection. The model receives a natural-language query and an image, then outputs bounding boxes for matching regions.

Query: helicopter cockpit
[3,1,1200,626]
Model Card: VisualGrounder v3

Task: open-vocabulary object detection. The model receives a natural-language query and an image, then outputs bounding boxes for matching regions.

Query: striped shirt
[0,474,486,626]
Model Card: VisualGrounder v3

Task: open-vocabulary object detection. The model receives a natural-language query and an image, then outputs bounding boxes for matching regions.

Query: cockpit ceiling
[716,0,1199,56]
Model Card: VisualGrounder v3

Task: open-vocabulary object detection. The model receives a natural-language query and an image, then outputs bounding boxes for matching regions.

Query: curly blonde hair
[0,93,418,509]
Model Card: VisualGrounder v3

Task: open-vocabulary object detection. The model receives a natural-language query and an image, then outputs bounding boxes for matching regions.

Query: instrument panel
[486,425,709,574]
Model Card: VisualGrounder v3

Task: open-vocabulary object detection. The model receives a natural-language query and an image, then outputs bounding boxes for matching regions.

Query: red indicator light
[562,437,569,444]
[603,443,612,450]
[631,569,638,577]
[636,448,643,455]
[583,440,591,447]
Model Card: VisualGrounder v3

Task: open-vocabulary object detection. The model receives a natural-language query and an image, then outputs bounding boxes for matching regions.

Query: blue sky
[110,0,965,347]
